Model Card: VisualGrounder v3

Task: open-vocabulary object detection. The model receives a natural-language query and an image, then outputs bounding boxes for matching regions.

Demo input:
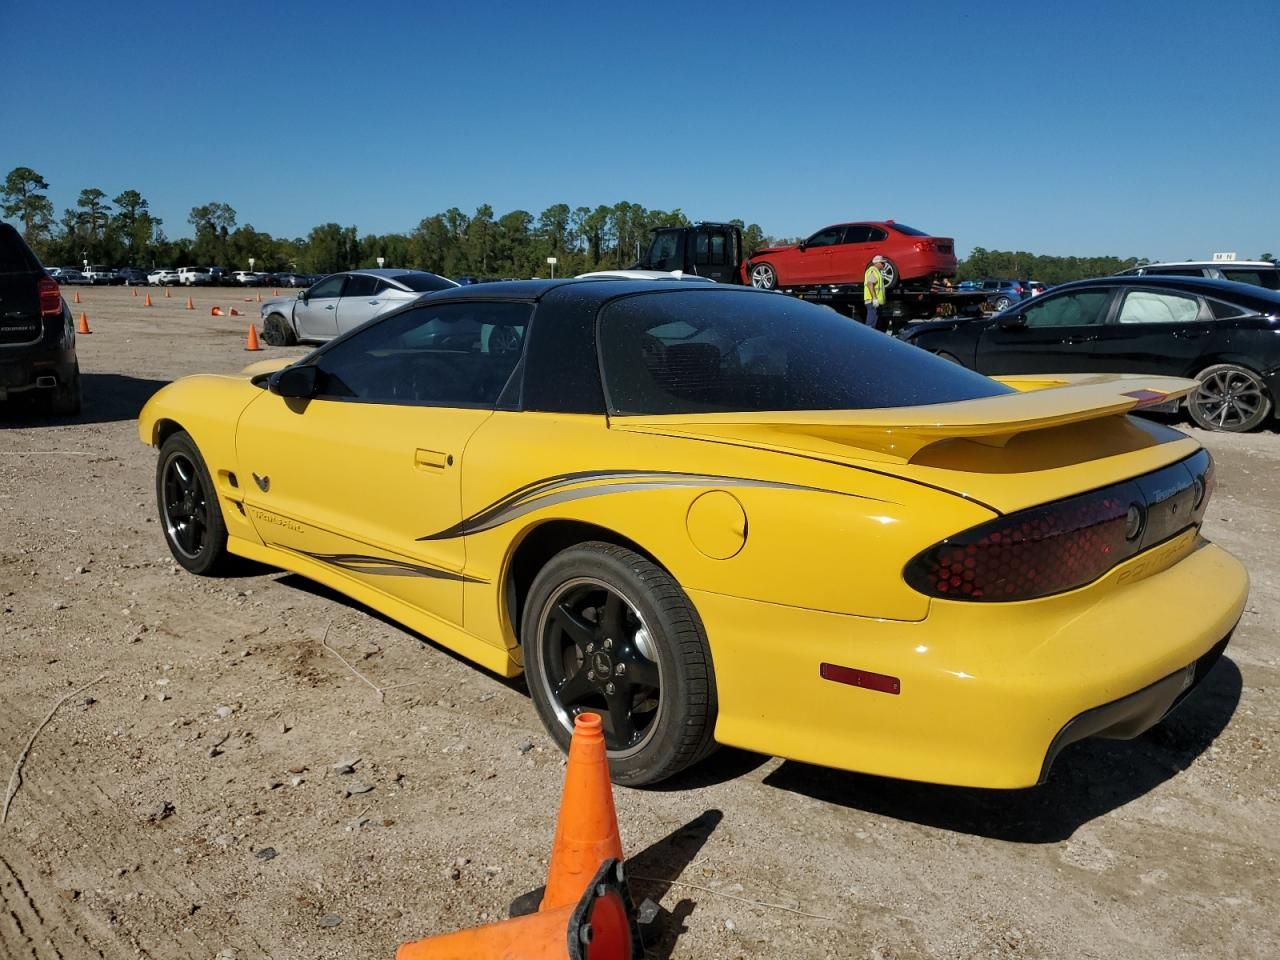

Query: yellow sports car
[139,280,1249,787]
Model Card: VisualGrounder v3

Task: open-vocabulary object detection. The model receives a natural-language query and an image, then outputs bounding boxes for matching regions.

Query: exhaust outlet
[35,376,57,389]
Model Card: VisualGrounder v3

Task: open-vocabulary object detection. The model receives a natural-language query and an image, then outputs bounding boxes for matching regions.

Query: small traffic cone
[73,289,81,304]
[540,713,625,911]
[186,296,194,310]
[245,324,262,351]
[256,291,261,303]
[396,860,641,960]
[230,307,241,317]
[144,293,153,307]
[211,306,223,316]
[165,286,171,298]
[132,287,138,297]
[77,312,91,334]
[273,288,279,296]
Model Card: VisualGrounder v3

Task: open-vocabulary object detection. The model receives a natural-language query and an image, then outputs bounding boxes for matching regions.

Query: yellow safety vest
[863,264,885,305]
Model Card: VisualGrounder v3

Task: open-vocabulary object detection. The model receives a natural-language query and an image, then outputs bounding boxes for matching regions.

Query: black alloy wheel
[1188,363,1272,433]
[157,432,232,575]
[523,542,717,786]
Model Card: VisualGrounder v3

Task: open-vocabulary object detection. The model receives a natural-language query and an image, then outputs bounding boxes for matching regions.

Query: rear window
[598,290,1012,416]
[887,224,931,237]
[1220,268,1280,290]
[392,272,457,293]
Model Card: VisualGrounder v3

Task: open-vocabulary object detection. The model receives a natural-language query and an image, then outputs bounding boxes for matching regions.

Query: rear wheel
[993,295,1014,311]
[1188,363,1271,432]
[878,257,899,290]
[49,362,81,416]
[749,262,778,290]
[157,431,233,575]
[933,350,964,365]
[261,313,297,347]
[522,542,717,786]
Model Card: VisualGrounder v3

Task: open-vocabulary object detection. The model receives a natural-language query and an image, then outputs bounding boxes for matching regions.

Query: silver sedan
[259,269,458,345]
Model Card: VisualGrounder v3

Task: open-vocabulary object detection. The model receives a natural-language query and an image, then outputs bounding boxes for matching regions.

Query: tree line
[3,166,1273,282]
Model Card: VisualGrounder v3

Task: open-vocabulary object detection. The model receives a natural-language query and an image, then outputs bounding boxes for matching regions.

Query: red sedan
[745,221,957,291]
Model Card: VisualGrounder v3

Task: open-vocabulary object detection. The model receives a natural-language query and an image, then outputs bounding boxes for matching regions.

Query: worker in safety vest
[863,255,887,330]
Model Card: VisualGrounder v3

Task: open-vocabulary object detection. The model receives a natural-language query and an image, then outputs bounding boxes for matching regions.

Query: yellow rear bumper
[695,537,1248,788]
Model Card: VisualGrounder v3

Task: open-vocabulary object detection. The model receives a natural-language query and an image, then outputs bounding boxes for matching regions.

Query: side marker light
[820,663,901,695]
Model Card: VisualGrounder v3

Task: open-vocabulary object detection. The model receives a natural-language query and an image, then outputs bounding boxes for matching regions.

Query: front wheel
[1188,363,1272,432]
[156,431,234,575]
[749,262,778,290]
[522,542,717,786]
[993,295,1013,311]
[261,313,297,346]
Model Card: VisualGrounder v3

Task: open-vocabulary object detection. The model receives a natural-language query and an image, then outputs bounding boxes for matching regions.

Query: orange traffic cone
[77,312,91,334]
[396,860,641,960]
[256,291,261,303]
[541,713,625,911]
[144,293,153,307]
[186,296,194,310]
[273,288,279,296]
[230,307,241,317]
[132,286,138,297]
[73,290,81,304]
[211,306,223,317]
[165,286,171,298]
[245,324,262,351]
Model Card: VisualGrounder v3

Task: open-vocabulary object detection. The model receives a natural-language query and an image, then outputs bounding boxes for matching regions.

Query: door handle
[1065,334,1097,344]
[367,299,380,305]
[1173,328,1210,339]
[325,304,335,310]
[414,448,452,470]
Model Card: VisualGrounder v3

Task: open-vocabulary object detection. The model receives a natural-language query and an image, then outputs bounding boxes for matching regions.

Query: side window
[693,233,710,264]
[1219,269,1268,288]
[343,274,379,298]
[804,227,844,248]
[1209,298,1251,320]
[307,275,345,299]
[1116,290,1202,324]
[842,225,872,244]
[312,302,531,407]
[1021,290,1110,328]
[865,227,888,242]
[707,232,727,265]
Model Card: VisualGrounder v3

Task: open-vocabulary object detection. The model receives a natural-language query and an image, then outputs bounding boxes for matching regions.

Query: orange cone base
[245,324,262,351]
[397,860,641,960]
[540,713,624,912]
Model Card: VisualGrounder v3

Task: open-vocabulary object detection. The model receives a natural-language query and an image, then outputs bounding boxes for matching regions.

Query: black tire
[934,350,964,365]
[156,431,233,575]
[522,541,717,786]
[1188,363,1272,433]
[749,262,778,290]
[261,313,297,347]
[877,257,900,290]
[49,362,81,416]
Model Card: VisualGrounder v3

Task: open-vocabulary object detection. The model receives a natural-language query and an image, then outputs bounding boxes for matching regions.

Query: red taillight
[905,451,1214,602]
[38,276,62,317]
[914,239,936,252]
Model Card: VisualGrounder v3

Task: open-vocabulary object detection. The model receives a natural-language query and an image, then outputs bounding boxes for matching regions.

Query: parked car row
[45,265,324,287]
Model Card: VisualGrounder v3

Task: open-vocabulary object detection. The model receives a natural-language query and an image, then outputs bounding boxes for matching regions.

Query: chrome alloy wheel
[1193,368,1266,430]
[534,576,662,757]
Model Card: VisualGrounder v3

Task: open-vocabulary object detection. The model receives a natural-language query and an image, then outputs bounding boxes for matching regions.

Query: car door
[1089,287,1209,376]
[235,300,531,626]
[293,274,345,341]
[834,225,875,284]
[334,274,387,334]
[792,226,844,284]
[688,226,739,283]
[976,287,1115,375]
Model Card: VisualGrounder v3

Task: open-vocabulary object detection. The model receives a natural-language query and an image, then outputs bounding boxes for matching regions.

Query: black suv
[0,222,80,414]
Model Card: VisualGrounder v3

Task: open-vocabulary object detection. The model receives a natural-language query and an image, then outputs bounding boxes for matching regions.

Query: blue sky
[4,0,1276,260]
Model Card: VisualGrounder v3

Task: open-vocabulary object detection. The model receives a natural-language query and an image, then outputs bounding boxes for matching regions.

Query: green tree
[189,202,237,266]
[2,167,55,248]
[111,189,162,264]
[306,223,359,274]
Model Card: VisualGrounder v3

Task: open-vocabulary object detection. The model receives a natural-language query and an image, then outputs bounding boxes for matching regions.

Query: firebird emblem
[253,473,270,492]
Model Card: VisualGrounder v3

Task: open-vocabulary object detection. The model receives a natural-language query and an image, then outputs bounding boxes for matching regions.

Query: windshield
[392,272,458,292]
[598,291,1012,415]
[887,224,931,237]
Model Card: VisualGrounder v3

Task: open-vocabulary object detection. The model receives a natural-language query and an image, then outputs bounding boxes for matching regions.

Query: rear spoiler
[616,374,1199,460]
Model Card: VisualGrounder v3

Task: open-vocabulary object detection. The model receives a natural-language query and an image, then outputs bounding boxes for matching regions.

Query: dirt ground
[1,285,1276,960]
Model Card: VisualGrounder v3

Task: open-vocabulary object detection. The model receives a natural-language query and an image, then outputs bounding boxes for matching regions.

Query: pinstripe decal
[292,548,487,584]
[418,470,876,541]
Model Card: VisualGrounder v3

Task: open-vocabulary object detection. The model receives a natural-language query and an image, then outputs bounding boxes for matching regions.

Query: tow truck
[634,222,987,331]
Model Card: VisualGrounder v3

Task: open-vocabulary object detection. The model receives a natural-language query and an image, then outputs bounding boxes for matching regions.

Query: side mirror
[268,365,318,399]
[998,313,1026,330]
[797,242,807,252]
[297,289,308,301]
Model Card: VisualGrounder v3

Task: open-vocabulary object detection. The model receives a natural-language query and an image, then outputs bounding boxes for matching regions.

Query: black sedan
[899,275,1280,432]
